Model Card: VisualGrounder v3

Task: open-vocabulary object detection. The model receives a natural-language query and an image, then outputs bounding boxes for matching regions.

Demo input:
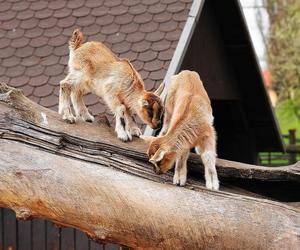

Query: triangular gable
[146,0,283,163]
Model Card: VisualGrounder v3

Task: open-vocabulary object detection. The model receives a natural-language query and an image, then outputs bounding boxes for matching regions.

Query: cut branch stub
[15,207,32,221]
[0,82,42,124]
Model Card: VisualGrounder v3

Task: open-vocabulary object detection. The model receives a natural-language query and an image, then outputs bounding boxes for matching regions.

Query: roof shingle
[1,0,192,114]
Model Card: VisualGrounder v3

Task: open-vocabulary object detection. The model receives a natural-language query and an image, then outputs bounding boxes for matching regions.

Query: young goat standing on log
[59,29,164,141]
[141,70,219,190]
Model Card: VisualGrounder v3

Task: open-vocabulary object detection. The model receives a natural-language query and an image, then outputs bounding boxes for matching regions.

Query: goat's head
[138,83,164,129]
[141,135,177,174]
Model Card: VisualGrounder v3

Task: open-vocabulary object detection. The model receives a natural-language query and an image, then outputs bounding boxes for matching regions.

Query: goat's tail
[69,29,83,51]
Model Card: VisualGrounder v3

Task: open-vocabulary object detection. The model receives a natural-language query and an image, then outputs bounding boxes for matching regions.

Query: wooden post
[289,129,297,164]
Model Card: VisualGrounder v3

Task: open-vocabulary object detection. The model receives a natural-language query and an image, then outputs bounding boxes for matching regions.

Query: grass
[259,152,300,166]
[258,99,300,166]
[275,99,300,138]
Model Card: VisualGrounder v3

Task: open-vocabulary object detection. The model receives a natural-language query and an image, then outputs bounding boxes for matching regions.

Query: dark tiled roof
[0,0,192,116]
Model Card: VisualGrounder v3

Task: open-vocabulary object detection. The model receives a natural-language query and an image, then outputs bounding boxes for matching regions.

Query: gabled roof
[0,0,192,116]
[0,0,283,154]
[146,0,283,154]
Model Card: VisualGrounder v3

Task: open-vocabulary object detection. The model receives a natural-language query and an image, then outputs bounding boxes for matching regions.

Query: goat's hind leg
[173,149,189,186]
[59,79,76,124]
[196,135,219,190]
[201,150,219,190]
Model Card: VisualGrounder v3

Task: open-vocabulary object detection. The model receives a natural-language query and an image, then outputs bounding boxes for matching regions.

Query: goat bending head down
[141,70,219,190]
[58,29,164,141]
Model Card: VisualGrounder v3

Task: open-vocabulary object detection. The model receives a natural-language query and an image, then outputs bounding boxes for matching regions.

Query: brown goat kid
[141,70,219,190]
[59,29,164,141]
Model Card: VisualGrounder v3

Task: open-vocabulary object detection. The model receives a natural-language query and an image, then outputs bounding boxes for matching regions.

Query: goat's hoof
[205,180,213,190]
[81,113,94,123]
[117,130,130,142]
[173,182,186,187]
[173,176,186,187]
[63,116,76,124]
[173,180,179,185]
[212,181,219,191]
[126,131,133,141]
[205,179,219,191]
[85,118,94,123]
[65,119,75,124]
[173,174,179,185]
[130,127,142,137]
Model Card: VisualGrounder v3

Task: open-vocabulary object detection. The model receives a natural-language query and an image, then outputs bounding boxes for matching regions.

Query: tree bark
[0,83,299,184]
[0,83,299,249]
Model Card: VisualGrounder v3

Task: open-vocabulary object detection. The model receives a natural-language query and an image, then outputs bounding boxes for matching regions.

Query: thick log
[1,139,300,249]
[0,83,299,184]
[0,83,300,249]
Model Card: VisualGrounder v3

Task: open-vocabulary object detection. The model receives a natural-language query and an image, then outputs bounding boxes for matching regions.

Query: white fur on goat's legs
[158,118,169,136]
[159,109,171,136]
[59,79,76,124]
[200,150,219,190]
[159,85,175,136]
[115,105,132,141]
[71,90,94,122]
[173,150,190,186]
[102,94,131,141]
[124,108,141,137]
[195,146,201,155]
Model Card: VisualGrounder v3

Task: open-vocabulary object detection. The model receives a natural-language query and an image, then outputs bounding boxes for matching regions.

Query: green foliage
[267,1,300,102]
[275,91,300,137]
[260,0,300,133]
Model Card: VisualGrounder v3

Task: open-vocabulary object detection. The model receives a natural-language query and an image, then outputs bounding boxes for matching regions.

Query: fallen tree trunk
[1,139,300,249]
[0,83,299,249]
[0,83,299,184]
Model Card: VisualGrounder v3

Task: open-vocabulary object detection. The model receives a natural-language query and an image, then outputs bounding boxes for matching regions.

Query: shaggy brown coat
[141,70,219,190]
[59,29,164,141]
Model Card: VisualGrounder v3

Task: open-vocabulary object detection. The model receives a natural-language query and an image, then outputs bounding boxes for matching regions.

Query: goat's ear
[154,82,165,96]
[139,99,149,107]
[139,135,155,143]
[150,149,165,164]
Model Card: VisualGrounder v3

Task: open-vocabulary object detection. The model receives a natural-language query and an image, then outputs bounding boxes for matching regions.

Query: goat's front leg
[58,79,76,124]
[103,92,132,141]
[173,149,190,186]
[158,116,170,136]
[71,89,94,122]
[114,105,132,141]
[103,95,132,141]
[124,108,142,137]
[159,104,172,136]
